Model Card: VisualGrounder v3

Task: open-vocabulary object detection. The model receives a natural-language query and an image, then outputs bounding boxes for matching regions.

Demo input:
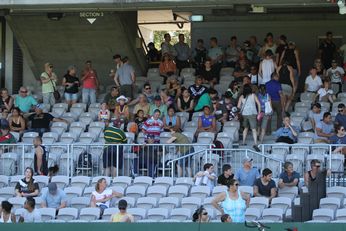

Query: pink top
[83,70,97,89]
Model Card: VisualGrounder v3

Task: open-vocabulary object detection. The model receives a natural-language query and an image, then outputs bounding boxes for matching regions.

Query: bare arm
[279,50,286,66]
[269,188,277,202]
[253,185,261,197]
[316,127,334,138]
[304,172,309,187]
[294,49,302,76]
[211,192,226,214]
[173,116,181,131]
[36,147,43,175]
[131,71,136,84]
[4,98,13,111]
[177,98,183,112]
[288,66,296,91]
[254,94,261,112]
[114,73,120,87]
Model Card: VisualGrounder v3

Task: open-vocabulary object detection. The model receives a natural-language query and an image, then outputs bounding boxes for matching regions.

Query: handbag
[50,78,60,101]
[264,94,273,115]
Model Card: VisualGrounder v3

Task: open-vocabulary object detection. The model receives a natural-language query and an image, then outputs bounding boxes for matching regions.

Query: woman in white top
[0,201,16,223]
[90,178,122,212]
[315,78,335,104]
[259,50,276,84]
[237,84,261,151]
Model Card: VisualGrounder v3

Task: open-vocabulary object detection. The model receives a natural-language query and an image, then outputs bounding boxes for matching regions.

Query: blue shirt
[40,188,67,209]
[235,167,260,186]
[275,126,299,142]
[15,95,37,113]
[265,79,282,102]
[279,171,300,185]
[335,113,346,129]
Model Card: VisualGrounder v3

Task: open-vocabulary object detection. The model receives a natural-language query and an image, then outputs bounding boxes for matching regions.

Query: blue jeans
[43,92,55,106]
[82,88,96,105]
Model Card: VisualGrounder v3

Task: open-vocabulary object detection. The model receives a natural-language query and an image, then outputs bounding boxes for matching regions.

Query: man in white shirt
[19,197,41,223]
[305,67,322,92]
[326,59,345,94]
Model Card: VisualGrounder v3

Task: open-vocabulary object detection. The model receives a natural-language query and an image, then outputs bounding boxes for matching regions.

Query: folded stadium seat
[220,67,234,77]
[11,132,20,142]
[147,68,160,79]
[153,177,174,189]
[38,207,56,221]
[34,175,49,189]
[64,187,83,201]
[33,197,43,209]
[57,153,70,175]
[183,79,195,88]
[222,126,239,143]
[8,197,26,210]
[305,154,325,171]
[216,132,233,148]
[295,101,311,111]
[102,208,119,221]
[197,132,215,144]
[91,176,111,187]
[245,207,262,221]
[190,186,211,199]
[160,132,172,144]
[249,197,269,213]
[238,186,254,198]
[0,153,18,175]
[70,176,90,189]
[133,176,153,188]
[88,108,100,118]
[127,208,147,221]
[327,154,344,173]
[79,207,100,221]
[51,122,68,136]
[170,208,192,221]
[79,111,96,121]
[147,208,169,221]
[181,197,202,211]
[299,92,315,103]
[290,116,304,129]
[71,103,87,111]
[158,197,180,211]
[59,132,78,144]
[22,132,39,144]
[183,121,198,134]
[328,187,346,203]
[176,112,189,122]
[112,176,132,188]
[70,107,84,118]
[181,132,194,143]
[89,121,105,130]
[278,186,298,201]
[52,107,67,117]
[336,208,346,221]
[88,127,103,140]
[78,132,95,143]
[271,197,292,214]
[42,132,59,144]
[136,197,158,210]
[0,175,9,187]
[261,208,284,221]
[212,186,227,197]
[312,208,334,222]
[202,197,214,209]
[57,208,79,221]
[180,68,196,78]
[175,177,194,188]
[51,175,70,189]
[266,154,285,178]
[115,196,136,208]
[320,197,341,212]
[70,197,91,210]
[310,146,330,156]
[191,112,204,123]
[18,152,34,174]
[146,185,167,199]
[168,185,189,199]
[125,185,146,200]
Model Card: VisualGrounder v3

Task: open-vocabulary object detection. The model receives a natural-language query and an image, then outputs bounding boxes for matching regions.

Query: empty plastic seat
[245,208,262,221]
[190,186,211,198]
[154,177,174,189]
[79,132,94,143]
[168,185,189,199]
[60,132,78,143]
[8,197,26,209]
[64,187,83,200]
[22,132,39,144]
[271,197,292,214]
[39,208,56,221]
[175,177,194,187]
[51,175,70,189]
[197,132,215,144]
[115,197,136,208]
[57,208,79,221]
[102,208,119,220]
[327,186,346,200]
[136,197,157,210]
[128,208,147,221]
[112,176,132,188]
[212,185,227,196]
[0,175,9,187]
[320,197,341,211]
[170,208,192,221]
[278,186,298,201]
[79,207,100,221]
[42,132,59,144]
[10,175,24,187]
[181,197,202,211]
[70,197,90,210]
[202,197,214,209]
[133,176,153,188]
[125,185,146,200]
[158,197,180,211]
[0,153,18,175]
[249,197,269,212]
[146,185,167,199]
[336,208,346,220]
[261,208,284,221]
[312,208,334,222]
[239,186,254,197]
[0,187,15,199]
[70,176,90,189]
[147,208,169,221]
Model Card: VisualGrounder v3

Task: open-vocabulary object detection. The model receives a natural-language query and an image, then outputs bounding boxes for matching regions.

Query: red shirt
[83,70,97,89]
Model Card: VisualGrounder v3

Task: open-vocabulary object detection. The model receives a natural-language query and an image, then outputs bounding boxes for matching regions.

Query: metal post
[329,144,332,187]
[116,144,119,177]
[162,144,166,177]
[67,144,70,177]
[22,144,25,175]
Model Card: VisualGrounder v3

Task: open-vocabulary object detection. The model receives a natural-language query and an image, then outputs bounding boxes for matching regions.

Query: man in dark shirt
[103,86,119,110]
[253,168,277,202]
[266,72,284,130]
[28,104,67,136]
[217,164,234,186]
[278,161,300,189]
[319,31,337,69]
[0,119,16,144]
[189,76,208,104]
[335,103,346,129]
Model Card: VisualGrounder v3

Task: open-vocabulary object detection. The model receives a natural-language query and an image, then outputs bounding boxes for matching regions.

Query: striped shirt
[142,117,163,143]
[104,127,127,144]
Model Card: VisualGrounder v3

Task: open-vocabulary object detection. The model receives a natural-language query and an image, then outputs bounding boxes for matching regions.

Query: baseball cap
[118,199,127,209]
[154,95,161,101]
[36,104,44,110]
[0,119,9,130]
[48,182,58,194]
[242,156,253,164]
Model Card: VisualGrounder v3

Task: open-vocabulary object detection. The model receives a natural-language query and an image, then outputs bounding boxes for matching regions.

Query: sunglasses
[314,165,321,168]
[20,91,28,93]
[202,212,208,215]
[234,183,239,186]
[49,66,53,68]
[145,88,151,90]
[119,207,126,210]
[341,128,345,131]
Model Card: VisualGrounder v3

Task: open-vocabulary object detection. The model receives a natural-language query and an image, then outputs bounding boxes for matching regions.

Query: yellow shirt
[111,212,134,222]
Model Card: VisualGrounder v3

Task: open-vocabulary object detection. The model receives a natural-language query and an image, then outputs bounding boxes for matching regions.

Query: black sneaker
[253,145,260,152]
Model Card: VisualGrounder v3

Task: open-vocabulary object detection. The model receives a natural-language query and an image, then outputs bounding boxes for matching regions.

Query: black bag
[77,151,92,169]
[212,140,225,157]
[53,90,61,101]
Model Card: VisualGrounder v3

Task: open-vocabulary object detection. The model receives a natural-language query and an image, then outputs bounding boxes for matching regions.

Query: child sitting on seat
[194,163,216,191]
[98,103,111,127]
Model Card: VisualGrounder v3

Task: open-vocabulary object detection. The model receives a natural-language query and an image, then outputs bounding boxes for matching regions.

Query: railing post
[116,144,119,177]
[162,144,166,177]
[329,144,332,187]
[67,144,71,178]
[22,144,25,175]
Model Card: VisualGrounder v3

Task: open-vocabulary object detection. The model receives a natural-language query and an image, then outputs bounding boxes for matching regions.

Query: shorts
[259,114,270,129]
[64,93,78,101]
[242,115,257,129]
[102,145,123,169]
[120,85,133,99]
[281,84,293,96]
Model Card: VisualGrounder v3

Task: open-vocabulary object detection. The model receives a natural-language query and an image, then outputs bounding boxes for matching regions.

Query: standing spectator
[114,57,136,101]
[275,112,299,144]
[0,201,16,223]
[0,88,13,113]
[18,198,41,223]
[163,106,181,132]
[257,85,272,144]
[335,103,346,128]
[266,72,284,129]
[34,136,48,176]
[314,112,334,143]
[189,76,208,104]
[174,34,191,74]
[147,42,160,68]
[161,33,177,58]
[319,31,337,69]
[235,157,260,186]
[40,63,57,106]
[278,161,300,189]
[62,65,79,108]
[275,35,288,66]
[253,168,277,202]
[225,36,241,68]
[208,37,223,80]
[8,107,25,135]
[248,35,261,65]
[159,53,176,84]
[111,199,134,223]
[199,59,217,87]
[305,67,322,93]
[149,95,168,118]
[192,39,207,72]
[212,179,249,223]
[103,123,127,177]
[194,88,217,112]
[81,60,99,105]
[339,42,346,67]
[326,59,344,94]
[40,182,67,212]
[258,50,276,84]
[113,54,123,71]
[133,94,150,118]
[217,164,234,186]
[330,123,346,154]
[258,32,277,59]
[15,167,39,197]
[194,163,217,191]
[304,159,330,187]
[237,84,261,150]
[277,61,295,112]
[103,86,120,111]
[15,87,37,114]
[280,41,302,89]
[308,103,325,131]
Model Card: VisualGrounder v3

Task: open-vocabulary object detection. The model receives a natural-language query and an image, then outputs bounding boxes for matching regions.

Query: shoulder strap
[240,96,248,113]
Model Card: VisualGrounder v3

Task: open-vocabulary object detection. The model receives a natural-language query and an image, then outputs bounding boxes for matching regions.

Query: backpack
[212,140,224,157]
[77,151,93,169]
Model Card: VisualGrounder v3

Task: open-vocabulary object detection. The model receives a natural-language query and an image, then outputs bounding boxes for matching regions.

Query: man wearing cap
[27,104,67,136]
[149,95,167,118]
[114,57,136,101]
[40,182,67,212]
[111,199,134,223]
[103,123,127,177]
[235,157,260,186]
[15,87,38,113]
[335,103,346,128]
[326,59,344,94]
[0,119,16,144]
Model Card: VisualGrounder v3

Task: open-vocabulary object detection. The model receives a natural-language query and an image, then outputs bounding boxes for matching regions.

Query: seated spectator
[194,163,216,191]
[211,96,228,125]
[27,104,68,136]
[18,197,41,223]
[335,103,346,129]
[217,164,234,186]
[0,119,16,144]
[134,109,146,132]
[34,136,48,176]
[142,83,155,104]
[62,65,80,108]
[90,178,122,214]
[314,58,326,77]
[233,59,250,81]
[194,88,218,112]
[235,157,260,186]
[195,105,217,139]
[114,95,130,129]
[15,87,37,114]
[133,94,150,118]
[163,106,181,132]
[221,214,231,223]
[166,77,181,100]
[189,76,208,103]
[253,168,277,202]
[111,199,134,223]
[142,109,164,144]
[103,86,120,111]
[160,89,174,107]
[40,182,67,212]
[0,201,16,223]
[98,103,111,127]
[304,159,330,187]
[274,112,299,144]
[314,112,334,143]
[305,67,322,93]
[177,87,194,120]
[192,206,209,223]
[200,59,217,87]
[0,88,13,113]
[149,95,168,118]
[278,161,300,189]
[224,80,240,106]
[329,123,346,154]
[315,78,335,104]
[15,167,39,197]
[326,59,344,94]
[159,53,176,84]
[8,107,26,135]
[308,103,324,131]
